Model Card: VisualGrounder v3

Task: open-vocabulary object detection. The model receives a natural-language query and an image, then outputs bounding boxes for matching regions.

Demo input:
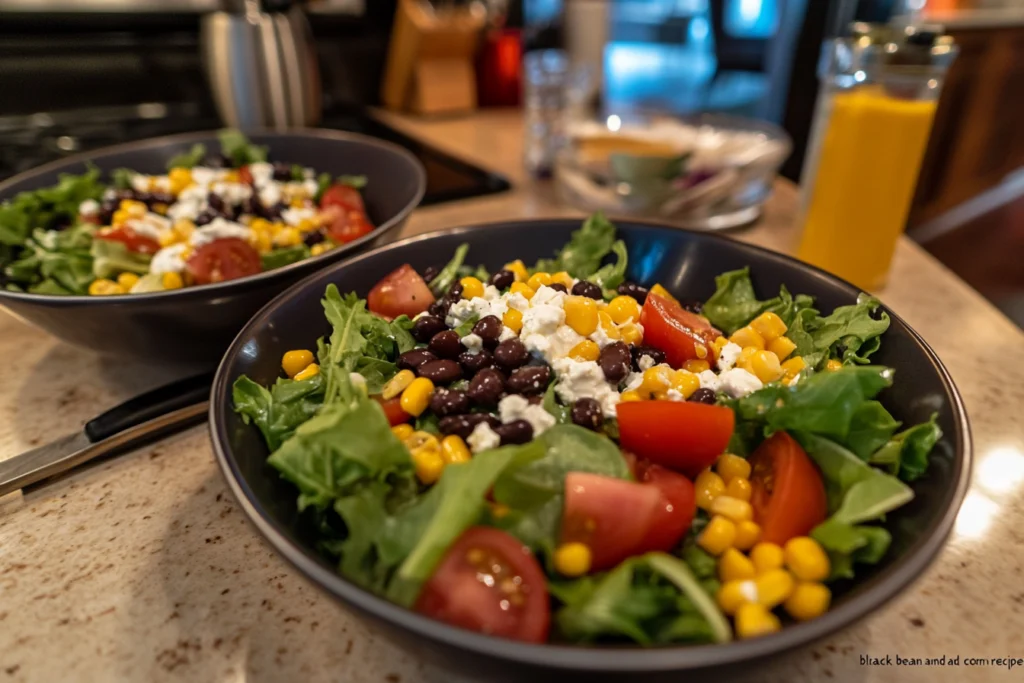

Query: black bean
[239,195,259,216]
[680,299,704,315]
[617,281,649,303]
[495,420,534,445]
[207,192,226,213]
[571,398,603,431]
[489,269,515,290]
[147,191,175,207]
[447,281,464,299]
[412,315,446,343]
[429,388,470,417]
[204,153,231,168]
[548,283,568,293]
[194,210,216,227]
[598,342,631,383]
[439,413,500,439]
[428,330,462,359]
[262,201,285,220]
[507,365,552,395]
[571,280,603,299]
[422,265,440,283]
[417,359,462,384]
[428,298,451,319]
[459,348,494,374]
[272,161,293,181]
[493,338,528,370]
[397,348,437,371]
[688,387,718,405]
[630,345,667,371]
[304,230,326,247]
[472,315,502,349]
[467,367,506,407]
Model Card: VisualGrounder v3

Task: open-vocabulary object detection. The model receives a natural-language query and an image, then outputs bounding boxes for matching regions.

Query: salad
[0,130,374,295]
[233,214,941,645]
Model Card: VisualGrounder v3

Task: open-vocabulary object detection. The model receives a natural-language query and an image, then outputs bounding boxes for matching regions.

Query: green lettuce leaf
[0,167,104,248]
[429,243,469,296]
[91,237,152,279]
[811,519,891,580]
[533,212,617,278]
[868,413,941,482]
[166,143,207,170]
[843,400,901,459]
[233,373,325,452]
[219,129,268,167]
[261,244,310,271]
[338,174,368,189]
[587,239,628,296]
[542,382,571,424]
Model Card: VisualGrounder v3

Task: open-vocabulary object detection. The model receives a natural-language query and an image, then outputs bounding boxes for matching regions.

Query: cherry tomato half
[415,526,550,643]
[185,237,262,285]
[238,165,254,185]
[616,401,735,477]
[375,396,411,426]
[95,227,161,255]
[749,431,828,545]
[367,264,436,320]
[320,183,366,214]
[322,204,375,245]
[633,459,697,554]
[639,293,722,368]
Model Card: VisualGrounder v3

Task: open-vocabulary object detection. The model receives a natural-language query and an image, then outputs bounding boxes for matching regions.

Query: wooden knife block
[381,0,484,116]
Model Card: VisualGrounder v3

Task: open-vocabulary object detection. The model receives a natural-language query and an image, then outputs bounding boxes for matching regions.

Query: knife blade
[0,372,213,498]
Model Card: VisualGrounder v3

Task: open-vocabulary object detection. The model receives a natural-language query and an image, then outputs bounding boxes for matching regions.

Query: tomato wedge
[415,526,550,643]
[238,165,254,185]
[95,227,160,255]
[185,237,262,285]
[375,396,411,426]
[322,204,375,245]
[616,401,734,477]
[367,264,435,319]
[639,293,722,368]
[749,432,828,545]
[561,472,663,571]
[320,183,366,213]
[634,459,697,554]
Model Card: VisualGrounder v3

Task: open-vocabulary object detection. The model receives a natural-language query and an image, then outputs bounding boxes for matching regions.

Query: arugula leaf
[0,167,104,248]
[6,225,96,294]
[843,401,901,459]
[352,357,399,394]
[290,164,307,181]
[587,240,628,296]
[534,212,617,278]
[801,294,891,367]
[338,175,368,189]
[868,413,941,481]
[542,383,571,424]
[429,243,469,296]
[703,268,817,335]
[233,373,325,451]
[166,143,207,170]
[261,244,310,271]
[811,519,891,580]
[315,172,332,201]
[218,129,268,167]
[111,168,137,190]
[91,237,152,279]
[320,286,379,405]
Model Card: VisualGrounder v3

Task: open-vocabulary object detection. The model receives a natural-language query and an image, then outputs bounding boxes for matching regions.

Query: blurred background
[1,0,1022,323]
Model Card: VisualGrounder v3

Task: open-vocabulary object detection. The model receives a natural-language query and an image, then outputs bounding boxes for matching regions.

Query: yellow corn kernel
[784,537,831,582]
[289,197,306,208]
[649,283,678,304]
[749,350,784,384]
[750,542,785,574]
[683,359,711,373]
[735,602,781,640]
[709,495,754,523]
[502,308,524,332]
[754,569,795,608]
[784,582,831,621]
[569,340,601,362]
[161,271,184,290]
[88,278,125,296]
[597,311,621,340]
[391,424,414,441]
[620,323,643,345]
[310,242,333,257]
[223,170,240,183]
[440,435,472,464]
[120,198,147,215]
[296,218,319,233]
[716,453,751,483]
[405,430,438,452]
[695,343,709,360]
[781,356,807,379]
[712,336,730,353]
[826,359,843,371]
[619,390,643,402]
[730,326,765,350]
[718,548,757,582]
[697,515,737,556]
[694,469,727,509]
[116,272,140,290]
[503,259,528,282]
[750,311,788,342]
[294,363,320,381]
[400,377,435,417]
[670,369,700,399]
[510,281,535,300]
[767,336,797,361]
[275,227,302,247]
[526,272,553,290]
[460,276,485,300]
[250,218,272,232]
[168,167,193,194]
[111,209,131,226]
[281,349,315,377]
[607,295,641,324]
[554,542,592,577]
[717,579,757,616]
[411,448,444,485]
[736,347,759,373]
[153,203,170,215]
[551,271,574,288]
[382,369,416,400]
[639,365,672,397]
[725,477,751,503]
[564,296,599,336]
[158,230,181,248]
[734,520,762,551]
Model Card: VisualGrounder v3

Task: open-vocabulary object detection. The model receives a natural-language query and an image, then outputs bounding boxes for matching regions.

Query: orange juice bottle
[797,23,957,291]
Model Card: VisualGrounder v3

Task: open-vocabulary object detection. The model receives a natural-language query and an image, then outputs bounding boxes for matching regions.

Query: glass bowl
[554,112,792,230]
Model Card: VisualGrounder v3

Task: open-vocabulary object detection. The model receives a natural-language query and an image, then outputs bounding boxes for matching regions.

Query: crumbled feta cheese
[167,184,207,222]
[697,370,721,392]
[190,217,252,246]
[498,326,517,342]
[521,304,564,339]
[259,182,283,208]
[125,212,172,240]
[460,333,483,353]
[78,199,99,216]
[303,168,315,180]
[638,354,656,371]
[531,285,566,307]
[247,162,274,187]
[190,167,219,188]
[467,422,501,453]
[505,292,531,312]
[718,368,763,398]
[446,297,504,328]
[523,333,550,358]
[497,395,556,436]
[666,389,685,401]
[590,322,620,348]
[150,243,189,274]
[282,206,317,227]
[623,372,644,392]
[210,181,253,205]
[302,178,319,197]
[483,285,501,301]
[717,342,743,371]
[553,358,621,417]
[130,174,150,192]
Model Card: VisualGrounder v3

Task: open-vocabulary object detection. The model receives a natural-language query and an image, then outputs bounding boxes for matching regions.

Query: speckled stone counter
[1,110,1023,683]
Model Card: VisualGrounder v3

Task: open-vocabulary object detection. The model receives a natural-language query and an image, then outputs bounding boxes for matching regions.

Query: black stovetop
[0,103,511,207]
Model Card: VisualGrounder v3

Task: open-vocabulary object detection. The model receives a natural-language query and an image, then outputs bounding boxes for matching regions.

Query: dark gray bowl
[0,129,425,365]
[210,219,971,682]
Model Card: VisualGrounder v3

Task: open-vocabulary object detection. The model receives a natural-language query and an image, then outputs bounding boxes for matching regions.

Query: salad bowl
[209,218,970,681]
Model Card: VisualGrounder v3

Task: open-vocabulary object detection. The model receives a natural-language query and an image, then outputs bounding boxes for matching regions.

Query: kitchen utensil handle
[85,373,214,443]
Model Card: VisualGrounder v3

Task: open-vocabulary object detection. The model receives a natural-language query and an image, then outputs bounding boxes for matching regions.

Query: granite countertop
[2,110,1023,683]
[925,6,1024,29]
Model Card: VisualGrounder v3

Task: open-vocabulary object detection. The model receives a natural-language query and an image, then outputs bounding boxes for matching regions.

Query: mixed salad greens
[0,130,374,295]
[233,214,941,645]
